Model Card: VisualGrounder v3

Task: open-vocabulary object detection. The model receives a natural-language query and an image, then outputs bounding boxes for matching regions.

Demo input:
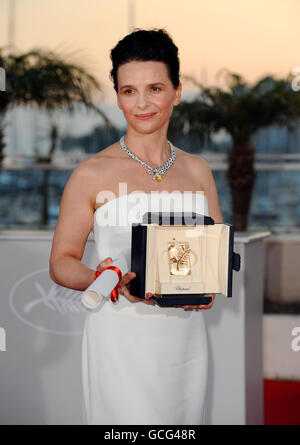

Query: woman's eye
[123,87,160,94]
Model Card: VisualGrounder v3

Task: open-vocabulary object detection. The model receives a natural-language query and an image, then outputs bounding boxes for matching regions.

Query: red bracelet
[93,267,122,303]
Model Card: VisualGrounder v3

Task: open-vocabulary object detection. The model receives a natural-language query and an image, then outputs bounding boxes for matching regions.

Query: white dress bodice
[81,191,209,424]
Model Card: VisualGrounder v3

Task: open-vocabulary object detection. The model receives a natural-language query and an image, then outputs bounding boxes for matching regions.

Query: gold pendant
[154,173,164,181]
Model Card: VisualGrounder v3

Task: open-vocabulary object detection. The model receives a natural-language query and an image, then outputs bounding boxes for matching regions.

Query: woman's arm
[200,157,223,224]
[49,160,98,291]
[181,155,223,310]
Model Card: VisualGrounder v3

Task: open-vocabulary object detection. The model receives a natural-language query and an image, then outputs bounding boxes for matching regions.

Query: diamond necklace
[119,135,176,182]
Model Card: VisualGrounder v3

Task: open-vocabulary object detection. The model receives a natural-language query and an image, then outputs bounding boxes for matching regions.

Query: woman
[49,28,223,425]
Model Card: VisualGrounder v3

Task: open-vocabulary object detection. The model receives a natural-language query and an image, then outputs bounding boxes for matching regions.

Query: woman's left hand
[145,293,215,310]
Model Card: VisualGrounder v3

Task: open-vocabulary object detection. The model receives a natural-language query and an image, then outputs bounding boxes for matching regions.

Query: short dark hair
[109,28,180,92]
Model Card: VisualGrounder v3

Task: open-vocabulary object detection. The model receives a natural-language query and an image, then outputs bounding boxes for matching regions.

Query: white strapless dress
[81,192,209,425]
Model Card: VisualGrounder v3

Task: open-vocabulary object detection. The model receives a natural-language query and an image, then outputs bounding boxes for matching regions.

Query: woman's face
[116,60,182,134]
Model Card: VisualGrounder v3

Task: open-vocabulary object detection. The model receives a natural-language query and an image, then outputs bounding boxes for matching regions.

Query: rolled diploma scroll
[81,247,131,309]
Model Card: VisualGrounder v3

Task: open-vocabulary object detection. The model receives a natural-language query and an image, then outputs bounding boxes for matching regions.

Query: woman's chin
[130,124,161,135]
[128,119,168,135]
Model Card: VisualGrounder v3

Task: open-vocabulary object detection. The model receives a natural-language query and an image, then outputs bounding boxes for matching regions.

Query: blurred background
[0,0,300,425]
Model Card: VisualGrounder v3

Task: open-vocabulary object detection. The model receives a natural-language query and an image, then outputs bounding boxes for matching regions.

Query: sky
[1,0,299,153]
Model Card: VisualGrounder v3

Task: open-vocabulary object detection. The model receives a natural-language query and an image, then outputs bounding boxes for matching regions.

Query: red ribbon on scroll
[94,266,122,303]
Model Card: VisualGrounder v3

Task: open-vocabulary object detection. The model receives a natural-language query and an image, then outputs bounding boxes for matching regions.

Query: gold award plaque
[167,240,191,276]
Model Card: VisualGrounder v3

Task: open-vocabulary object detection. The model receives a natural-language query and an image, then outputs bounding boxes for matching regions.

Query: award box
[130,211,241,307]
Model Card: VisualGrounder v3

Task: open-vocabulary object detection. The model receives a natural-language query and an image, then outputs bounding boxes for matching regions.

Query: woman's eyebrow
[120,82,166,90]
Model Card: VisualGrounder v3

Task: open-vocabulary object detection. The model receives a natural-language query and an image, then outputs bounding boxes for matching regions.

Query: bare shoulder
[174,145,210,167]
[60,143,118,207]
[91,141,121,160]
[185,152,210,170]
[173,147,223,223]
[72,142,120,176]
[173,146,213,188]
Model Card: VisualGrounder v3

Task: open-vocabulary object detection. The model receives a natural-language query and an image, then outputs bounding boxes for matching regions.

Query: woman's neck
[123,131,172,167]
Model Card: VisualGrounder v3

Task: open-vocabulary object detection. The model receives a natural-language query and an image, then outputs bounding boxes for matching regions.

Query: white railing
[2,153,300,170]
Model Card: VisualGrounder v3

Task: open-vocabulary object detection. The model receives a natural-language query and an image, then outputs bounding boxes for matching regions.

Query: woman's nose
[136,92,148,109]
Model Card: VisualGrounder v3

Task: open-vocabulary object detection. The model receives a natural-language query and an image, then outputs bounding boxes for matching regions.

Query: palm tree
[169,70,300,231]
[0,46,116,227]
[0,46,114,172]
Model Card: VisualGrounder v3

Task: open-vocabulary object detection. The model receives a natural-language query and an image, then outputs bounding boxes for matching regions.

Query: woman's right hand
[95,257,155,306]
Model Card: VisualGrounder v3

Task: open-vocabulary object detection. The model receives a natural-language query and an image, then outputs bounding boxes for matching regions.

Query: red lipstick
[135,113,156,120]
